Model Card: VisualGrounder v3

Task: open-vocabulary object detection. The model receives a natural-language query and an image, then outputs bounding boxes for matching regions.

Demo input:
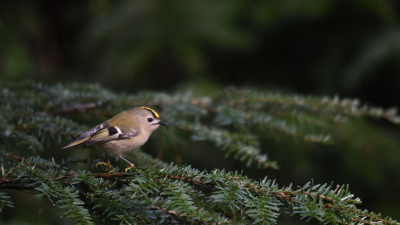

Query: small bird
[62,106,167,171]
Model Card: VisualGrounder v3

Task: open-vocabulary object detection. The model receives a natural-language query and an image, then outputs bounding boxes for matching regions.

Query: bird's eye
[147,118,153,122]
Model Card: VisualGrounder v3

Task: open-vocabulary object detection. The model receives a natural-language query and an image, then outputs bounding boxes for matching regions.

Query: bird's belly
[98,137,148,156]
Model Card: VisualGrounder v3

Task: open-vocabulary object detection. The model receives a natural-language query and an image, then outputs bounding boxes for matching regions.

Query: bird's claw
[124,164,135,173]
[96,161,112,169]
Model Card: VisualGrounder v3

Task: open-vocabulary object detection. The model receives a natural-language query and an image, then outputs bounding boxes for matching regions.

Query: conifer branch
[1,82,400,224]
[0,163,398,224]
[0,192,13,212]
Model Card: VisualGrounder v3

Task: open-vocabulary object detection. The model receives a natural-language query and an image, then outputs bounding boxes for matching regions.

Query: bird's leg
[95,153,112,168]
[118,155,135,172]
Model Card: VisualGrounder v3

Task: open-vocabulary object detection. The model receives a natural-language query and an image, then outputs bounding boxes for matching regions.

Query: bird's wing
[85,124,141,143]
[62,121,109,149]
[62,122,141,149]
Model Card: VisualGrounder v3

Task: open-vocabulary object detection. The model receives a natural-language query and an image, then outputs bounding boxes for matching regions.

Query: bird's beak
[158,121,168,125]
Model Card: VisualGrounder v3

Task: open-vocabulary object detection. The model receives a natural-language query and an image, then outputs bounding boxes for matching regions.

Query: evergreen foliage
[0,81,399,224]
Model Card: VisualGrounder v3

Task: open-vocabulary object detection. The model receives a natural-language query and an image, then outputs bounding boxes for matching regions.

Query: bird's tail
[62,136,91,149]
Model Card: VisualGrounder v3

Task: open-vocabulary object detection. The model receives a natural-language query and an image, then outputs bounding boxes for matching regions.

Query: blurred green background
[1,0,400,224]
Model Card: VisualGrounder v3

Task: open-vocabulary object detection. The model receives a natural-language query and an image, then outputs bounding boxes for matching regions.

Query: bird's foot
[124,164,135,173]
[96,160,112,169]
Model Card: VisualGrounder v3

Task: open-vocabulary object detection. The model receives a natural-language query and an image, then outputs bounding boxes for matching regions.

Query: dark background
[1,1,400,224]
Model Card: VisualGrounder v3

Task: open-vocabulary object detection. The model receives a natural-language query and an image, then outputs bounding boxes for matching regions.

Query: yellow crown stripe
[141,107,160,118]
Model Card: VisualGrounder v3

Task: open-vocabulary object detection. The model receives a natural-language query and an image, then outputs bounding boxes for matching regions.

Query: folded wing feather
[62,122,141,149]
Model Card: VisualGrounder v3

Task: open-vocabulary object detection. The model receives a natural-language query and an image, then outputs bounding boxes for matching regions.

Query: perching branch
[0,163,397,225]
[1,82,400,224]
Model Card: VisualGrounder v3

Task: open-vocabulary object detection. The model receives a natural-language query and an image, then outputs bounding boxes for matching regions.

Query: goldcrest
[62,107,167,171]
